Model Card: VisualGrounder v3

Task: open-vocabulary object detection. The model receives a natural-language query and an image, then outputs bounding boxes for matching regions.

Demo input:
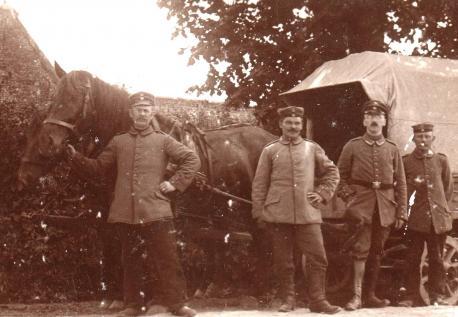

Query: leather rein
[42,79,95,138]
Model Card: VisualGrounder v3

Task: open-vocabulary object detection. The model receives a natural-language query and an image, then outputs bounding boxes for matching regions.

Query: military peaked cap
[412,122,434,133]
[277,106,304,119]
[362,100,389,115]
[129,91,156,107]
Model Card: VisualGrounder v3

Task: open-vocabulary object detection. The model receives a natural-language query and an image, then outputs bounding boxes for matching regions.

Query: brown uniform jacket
[403,150,453,234]
[251,137,339,224]
[70,126,200,224]
[337,134,407,227]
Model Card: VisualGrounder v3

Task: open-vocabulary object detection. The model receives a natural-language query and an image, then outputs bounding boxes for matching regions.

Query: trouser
[348,208,391,260]
[100,222,123,301]
[268,223,328,304]
[403,229,447,300]
[348,208,391,297]
[114,220,187,310]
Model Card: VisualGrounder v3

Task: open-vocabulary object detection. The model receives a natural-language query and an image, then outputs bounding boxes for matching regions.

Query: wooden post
[306,117,313,140]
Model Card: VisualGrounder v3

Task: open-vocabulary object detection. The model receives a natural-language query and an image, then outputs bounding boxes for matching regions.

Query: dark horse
[17,68,276,298]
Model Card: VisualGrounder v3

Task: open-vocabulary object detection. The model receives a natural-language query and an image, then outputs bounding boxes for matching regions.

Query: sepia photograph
[0,0,457,316]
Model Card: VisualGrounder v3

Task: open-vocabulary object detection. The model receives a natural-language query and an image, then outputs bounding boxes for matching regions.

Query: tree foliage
[158,0,458,123]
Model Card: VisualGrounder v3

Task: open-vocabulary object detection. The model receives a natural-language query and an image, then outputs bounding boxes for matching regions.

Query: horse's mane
[90,74,131,135]
[154,112,180,131]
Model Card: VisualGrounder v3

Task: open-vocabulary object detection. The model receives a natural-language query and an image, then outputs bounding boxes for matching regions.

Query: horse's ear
[54,61,66,78]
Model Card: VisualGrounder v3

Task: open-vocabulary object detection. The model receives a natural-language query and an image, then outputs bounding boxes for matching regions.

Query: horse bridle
[42,79,95,138]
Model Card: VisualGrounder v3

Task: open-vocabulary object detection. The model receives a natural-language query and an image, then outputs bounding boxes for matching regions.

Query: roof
[281,51,458,171]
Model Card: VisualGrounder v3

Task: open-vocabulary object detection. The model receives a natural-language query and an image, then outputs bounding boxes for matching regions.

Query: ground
[0,300,457,317]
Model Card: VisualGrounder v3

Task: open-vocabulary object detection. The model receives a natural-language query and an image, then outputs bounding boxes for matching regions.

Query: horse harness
[43,79,96,138]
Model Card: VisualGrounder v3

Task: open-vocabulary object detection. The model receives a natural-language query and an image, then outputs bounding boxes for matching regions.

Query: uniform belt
[349,179,393,189]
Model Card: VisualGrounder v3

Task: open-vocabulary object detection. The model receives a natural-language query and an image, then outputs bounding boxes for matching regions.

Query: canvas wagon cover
[281,51,458,171]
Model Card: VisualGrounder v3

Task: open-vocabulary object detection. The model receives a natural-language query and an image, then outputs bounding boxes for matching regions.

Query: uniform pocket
[265,191,281,206]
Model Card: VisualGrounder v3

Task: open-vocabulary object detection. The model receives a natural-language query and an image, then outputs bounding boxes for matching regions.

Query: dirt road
[0,301,457,317]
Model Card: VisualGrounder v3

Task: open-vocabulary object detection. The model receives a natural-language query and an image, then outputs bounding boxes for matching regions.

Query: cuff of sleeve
[315,187,332,203]
[252,207,261,219]
[169,178,185,192]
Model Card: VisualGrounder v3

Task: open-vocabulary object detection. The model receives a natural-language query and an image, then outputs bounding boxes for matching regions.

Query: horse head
[38,70,97,158]
[16,112,54,191]
[17,66,102,188]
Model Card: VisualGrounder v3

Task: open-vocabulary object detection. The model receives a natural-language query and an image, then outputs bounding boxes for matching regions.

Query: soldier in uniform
[337,100,407,310]
[67,92,200,317]
[252,106,341,314]
[398,123,453,307]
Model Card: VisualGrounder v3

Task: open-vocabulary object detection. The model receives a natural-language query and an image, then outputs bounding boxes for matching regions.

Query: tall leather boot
[345,260,365,311]
[365,255,390,308]
[277,269,296,312]
[307,270,341,314]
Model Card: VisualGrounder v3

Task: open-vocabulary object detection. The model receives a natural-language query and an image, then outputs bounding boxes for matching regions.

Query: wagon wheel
[420,236,458,305]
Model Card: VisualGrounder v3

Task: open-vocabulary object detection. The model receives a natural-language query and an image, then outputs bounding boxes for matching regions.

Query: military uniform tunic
[252,136,340,224]
[337,133,408,226]
[71,126,200,224]
[403,150,453,234]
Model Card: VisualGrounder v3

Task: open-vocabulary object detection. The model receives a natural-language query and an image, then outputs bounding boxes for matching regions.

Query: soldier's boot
[364,255,390,308]
[278,295,295,312]
[307,270,341,314]
[276,266,296,312]
[278,278,296,312]
[345,260,364,311]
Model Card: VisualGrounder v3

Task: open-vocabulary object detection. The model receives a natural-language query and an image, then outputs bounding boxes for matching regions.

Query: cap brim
[131,101,154,107]
[364,110,385,115]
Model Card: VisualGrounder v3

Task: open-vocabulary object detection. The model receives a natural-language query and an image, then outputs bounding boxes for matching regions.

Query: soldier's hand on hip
[160,181,176,193]
[307,192,323,208]
[394,218,406,230]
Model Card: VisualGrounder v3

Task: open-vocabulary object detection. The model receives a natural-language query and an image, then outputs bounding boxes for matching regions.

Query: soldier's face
[413,131,435,151]
[280,116,303,139]
[129,105,155,130]
[363,113,386,136]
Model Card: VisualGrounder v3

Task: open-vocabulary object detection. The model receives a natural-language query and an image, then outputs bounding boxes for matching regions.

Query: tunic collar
[413,148,434,159]
[129,125,154,136]
[363,133,385,146]
[279,135,303,145]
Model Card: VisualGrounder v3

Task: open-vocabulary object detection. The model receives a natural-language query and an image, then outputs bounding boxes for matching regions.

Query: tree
[158,0,457,126]
[386,0,458,58]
